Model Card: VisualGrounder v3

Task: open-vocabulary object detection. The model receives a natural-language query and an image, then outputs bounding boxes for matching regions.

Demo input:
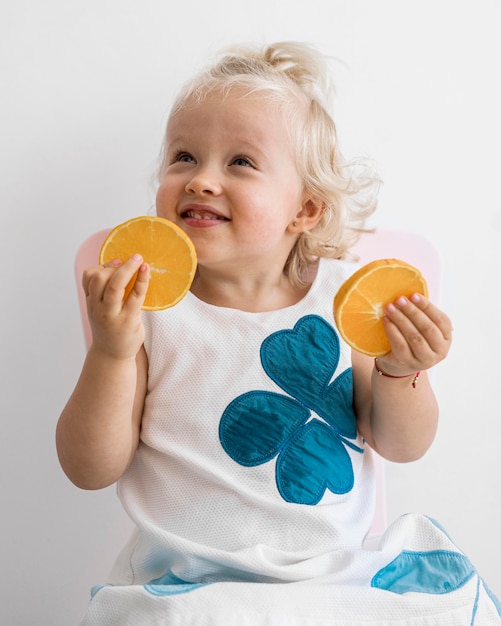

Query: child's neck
[190,265,314,312]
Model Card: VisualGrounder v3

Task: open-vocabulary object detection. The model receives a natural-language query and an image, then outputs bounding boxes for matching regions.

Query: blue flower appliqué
[371,549,476,594]
[371,548,501,622]
[219,315,362,505]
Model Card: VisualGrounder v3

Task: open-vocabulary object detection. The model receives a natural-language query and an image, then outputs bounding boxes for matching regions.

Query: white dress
[81,258,500,625]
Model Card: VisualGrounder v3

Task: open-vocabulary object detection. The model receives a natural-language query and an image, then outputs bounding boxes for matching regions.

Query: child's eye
[175,152,196,164]
[231,156,252,167]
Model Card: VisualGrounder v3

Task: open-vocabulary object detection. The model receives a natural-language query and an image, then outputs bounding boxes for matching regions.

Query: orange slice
[98,216,197,311]
[333,258,428,356]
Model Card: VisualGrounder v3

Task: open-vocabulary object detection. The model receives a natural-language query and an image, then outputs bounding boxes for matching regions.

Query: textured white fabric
[81,258,500,625]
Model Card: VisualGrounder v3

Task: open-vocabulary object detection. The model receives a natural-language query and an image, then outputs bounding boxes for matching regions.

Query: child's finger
[385,313,434,363]
[406,294,453,342]
[102,258,123,269]
[83,264,115,299]
[381,313,415,362]
[83,259,124,297]
[393,295,452,355]
[385,295,451,362]
[101,254,145,308]
[123,261,150,309]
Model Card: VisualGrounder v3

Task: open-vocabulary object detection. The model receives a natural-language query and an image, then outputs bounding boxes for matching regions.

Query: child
[57,42,500,625]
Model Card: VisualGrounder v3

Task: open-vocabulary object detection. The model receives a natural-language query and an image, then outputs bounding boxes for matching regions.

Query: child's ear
[288,198,325,233]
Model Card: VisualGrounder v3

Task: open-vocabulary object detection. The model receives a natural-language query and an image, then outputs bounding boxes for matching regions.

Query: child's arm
[353,293,452,462]
[56,255,150,490]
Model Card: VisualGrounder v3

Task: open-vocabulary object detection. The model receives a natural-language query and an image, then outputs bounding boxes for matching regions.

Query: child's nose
[185,167,222,196]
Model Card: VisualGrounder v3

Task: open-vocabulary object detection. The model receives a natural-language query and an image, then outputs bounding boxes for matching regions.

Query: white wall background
[2,1,500,623]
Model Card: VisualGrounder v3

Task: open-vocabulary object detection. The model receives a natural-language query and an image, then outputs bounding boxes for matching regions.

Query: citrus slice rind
[98,216,197,311]
[333,258,428,356]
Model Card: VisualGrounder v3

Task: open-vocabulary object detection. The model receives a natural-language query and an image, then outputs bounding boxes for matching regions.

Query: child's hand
[376,293,452,376]
[82,254,150,360]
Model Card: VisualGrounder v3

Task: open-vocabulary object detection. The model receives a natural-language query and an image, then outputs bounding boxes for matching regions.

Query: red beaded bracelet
[374,358,421,388]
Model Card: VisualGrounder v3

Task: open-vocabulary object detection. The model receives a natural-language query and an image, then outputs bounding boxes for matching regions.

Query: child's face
[156,89,308,273]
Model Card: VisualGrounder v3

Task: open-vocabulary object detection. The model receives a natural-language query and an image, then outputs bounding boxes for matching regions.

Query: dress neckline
[185,259,327,317]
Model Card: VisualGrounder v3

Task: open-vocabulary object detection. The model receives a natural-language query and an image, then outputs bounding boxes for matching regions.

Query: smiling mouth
[182,210,229,221]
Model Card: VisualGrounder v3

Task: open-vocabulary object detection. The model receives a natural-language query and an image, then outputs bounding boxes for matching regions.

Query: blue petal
[261,315,357,438]
[260,315,339,404]
[144,570,209,597]
[371,550,476,594]
[219,391,310,466]
[319,367,357,439]
[276,419,354,504]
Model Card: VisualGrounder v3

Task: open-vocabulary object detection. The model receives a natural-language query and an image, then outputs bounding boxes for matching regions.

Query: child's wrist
[374,357,421,388]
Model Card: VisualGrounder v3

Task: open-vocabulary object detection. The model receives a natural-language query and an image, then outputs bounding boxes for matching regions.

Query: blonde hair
[158,41,380,286]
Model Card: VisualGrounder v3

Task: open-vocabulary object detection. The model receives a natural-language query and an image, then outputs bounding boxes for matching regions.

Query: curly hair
[157,41,380,286]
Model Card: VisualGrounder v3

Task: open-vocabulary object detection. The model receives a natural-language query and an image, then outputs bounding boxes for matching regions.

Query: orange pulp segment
[98,216,197,311]
[333,258,428,356]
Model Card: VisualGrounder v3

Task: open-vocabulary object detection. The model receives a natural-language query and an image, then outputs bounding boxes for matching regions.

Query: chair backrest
[351,228,442,302]
[350,228,442,536]
[74,226,442,537]
[75,228,112,349]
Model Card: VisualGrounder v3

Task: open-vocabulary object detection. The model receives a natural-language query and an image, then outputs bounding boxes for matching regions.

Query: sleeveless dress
[81,258,500,625]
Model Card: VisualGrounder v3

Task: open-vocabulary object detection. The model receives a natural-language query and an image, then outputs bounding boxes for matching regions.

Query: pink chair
[75,228,112,349]
[75,226,442,538]
[350,228,442,306]
[350,229,442,536]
